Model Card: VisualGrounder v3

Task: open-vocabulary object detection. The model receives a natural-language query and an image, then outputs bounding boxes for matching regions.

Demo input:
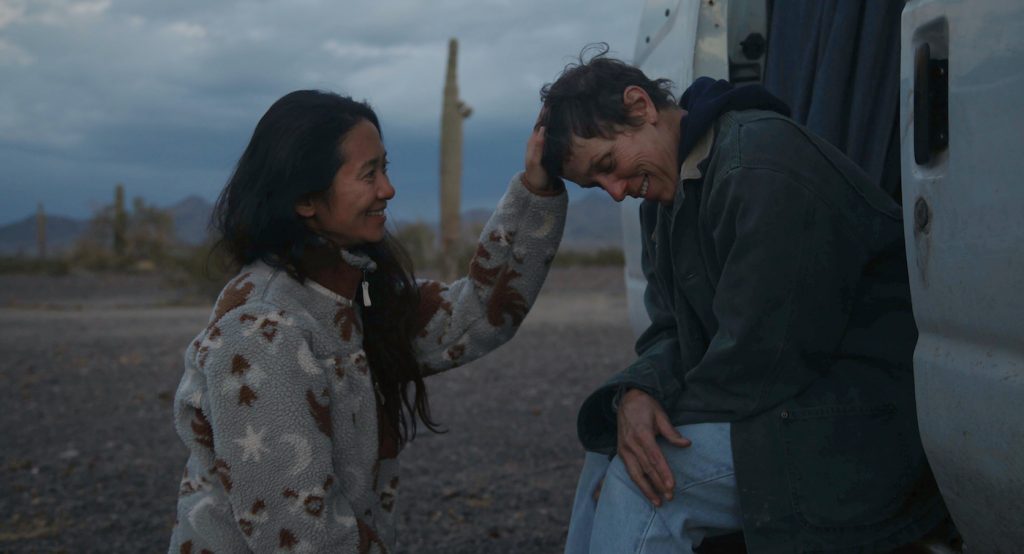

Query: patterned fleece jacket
[169,174,566,553]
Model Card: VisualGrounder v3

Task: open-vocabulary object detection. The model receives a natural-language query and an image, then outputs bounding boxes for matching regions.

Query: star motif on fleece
[234,425,270,462]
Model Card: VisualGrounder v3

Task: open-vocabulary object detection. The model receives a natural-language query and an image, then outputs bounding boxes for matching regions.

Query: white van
[623,0,1024,551]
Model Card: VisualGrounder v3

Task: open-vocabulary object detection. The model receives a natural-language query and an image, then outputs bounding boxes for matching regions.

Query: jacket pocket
[779,403,913,530]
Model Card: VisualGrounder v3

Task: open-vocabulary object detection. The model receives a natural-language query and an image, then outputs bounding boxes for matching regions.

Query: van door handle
[914,43,949,165]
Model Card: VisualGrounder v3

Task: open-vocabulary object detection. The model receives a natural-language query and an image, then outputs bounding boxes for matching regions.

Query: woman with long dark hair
[169,90,565,552]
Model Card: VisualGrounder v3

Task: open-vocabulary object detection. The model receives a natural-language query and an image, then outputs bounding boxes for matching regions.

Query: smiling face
[560,86,683,205]
[295,119,394,247]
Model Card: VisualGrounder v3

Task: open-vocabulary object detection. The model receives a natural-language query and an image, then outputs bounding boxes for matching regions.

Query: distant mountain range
[0,192,623,256]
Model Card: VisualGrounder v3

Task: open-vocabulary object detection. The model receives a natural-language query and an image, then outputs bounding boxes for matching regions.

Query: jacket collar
[670,126,716,218]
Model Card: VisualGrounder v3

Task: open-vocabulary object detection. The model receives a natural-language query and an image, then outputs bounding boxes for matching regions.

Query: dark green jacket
[577,110,949,552]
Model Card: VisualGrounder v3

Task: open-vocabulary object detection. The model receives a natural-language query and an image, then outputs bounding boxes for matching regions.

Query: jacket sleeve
[413,172,567,376]
[576,203,686,452]
[199,302,376,553]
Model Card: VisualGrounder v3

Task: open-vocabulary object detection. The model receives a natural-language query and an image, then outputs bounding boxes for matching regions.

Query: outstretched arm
[413,124,567,375]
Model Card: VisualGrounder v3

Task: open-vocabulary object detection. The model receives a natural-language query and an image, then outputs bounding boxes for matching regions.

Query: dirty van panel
[624,0,737,336]
[901,0,1024,550]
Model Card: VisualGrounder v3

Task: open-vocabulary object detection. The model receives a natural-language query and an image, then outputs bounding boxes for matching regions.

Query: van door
[901,0,1024,549]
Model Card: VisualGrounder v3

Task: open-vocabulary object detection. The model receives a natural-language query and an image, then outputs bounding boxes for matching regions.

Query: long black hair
[212,89,441,444]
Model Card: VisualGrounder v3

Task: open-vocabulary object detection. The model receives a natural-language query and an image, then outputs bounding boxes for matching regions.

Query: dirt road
[0,268,635,553]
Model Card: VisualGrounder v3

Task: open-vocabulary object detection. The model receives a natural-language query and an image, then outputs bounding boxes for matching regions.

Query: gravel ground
[0,267,634,553]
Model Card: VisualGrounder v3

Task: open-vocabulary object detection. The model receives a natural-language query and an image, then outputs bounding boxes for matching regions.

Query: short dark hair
[539,44,676,177]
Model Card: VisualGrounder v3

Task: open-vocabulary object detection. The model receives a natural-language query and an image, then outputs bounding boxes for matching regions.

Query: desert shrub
[552,247,624,267]
[70,196,177,271]
[0,256,72,276]
[162,238,235,301]
[393,221,438,271]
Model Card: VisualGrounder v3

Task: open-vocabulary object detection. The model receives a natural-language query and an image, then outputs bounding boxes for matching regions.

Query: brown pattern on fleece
[414,281,453,336]
[330,356,345,379]
[380,475,400,513]
[488,228,514,245]
[304,494,325,517]
[210,458,232,492]
[283,475,335,518]
[350,350,369,374]
[238,385,257,406]
[357,519,388,554]
[195,325,221,369]
[447,343,466,361]
[279,528,298,549]
[468,244,501,286]
[231,354,250,374]
[487,267,528,327]
[178,473,210,497]
[230,354,258,406]
[212,272,254,322]
[237,499,266,536]
[259,316,280,342]
[306,388,332,437]
[178,541,212,554]
[334,304,361,341]
[190,408,214,450]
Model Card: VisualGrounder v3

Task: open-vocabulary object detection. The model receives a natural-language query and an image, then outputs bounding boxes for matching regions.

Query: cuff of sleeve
[499,171,569,229]
[515,170,566,198]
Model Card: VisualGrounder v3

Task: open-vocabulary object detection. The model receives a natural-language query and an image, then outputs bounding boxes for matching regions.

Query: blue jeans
[564,422,743,553]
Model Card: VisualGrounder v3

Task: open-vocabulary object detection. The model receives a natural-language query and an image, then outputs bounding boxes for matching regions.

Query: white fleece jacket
[168,174,566,554]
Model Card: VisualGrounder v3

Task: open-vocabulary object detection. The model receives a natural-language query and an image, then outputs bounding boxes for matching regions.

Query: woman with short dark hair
[168,90,565,553]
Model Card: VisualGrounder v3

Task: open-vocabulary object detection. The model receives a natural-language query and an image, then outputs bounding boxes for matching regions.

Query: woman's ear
[622,85,657,124]
[294,196,317,218]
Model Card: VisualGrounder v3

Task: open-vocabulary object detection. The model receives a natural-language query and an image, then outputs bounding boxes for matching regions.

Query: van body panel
[901,0,1024,549]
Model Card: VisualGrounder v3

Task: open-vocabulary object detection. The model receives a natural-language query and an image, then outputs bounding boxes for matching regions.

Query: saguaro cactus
[36,203,47,259]
[439,38,472,280]
[113,182,127,257]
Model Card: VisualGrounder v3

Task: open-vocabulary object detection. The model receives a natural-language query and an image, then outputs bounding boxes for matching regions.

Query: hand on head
[521,108,563,196]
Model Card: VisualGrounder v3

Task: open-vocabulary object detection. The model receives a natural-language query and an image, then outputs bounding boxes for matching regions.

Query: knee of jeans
[605,456,633,488]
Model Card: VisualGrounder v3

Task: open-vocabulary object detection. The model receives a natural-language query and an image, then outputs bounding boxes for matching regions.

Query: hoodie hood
[677,77,791,166]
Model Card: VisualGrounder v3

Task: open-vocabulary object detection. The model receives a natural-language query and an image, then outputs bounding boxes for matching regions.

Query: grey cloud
[0,0,640,223]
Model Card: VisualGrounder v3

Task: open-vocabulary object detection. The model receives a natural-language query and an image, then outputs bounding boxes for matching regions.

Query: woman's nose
[596,176,628,202]
[378,175,396,200]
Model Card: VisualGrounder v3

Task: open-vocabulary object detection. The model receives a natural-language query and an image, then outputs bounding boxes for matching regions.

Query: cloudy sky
[0,0,643,226]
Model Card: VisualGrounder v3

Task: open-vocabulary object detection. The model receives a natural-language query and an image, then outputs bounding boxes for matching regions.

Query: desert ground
[0,267,635,553]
